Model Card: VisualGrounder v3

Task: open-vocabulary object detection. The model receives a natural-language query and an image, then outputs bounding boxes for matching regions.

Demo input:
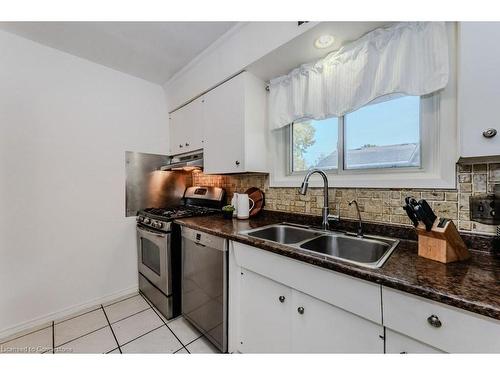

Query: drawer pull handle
[297,306,305,315]
[427,314,442,328]
[278,296,285,303]
[483,128,497,138]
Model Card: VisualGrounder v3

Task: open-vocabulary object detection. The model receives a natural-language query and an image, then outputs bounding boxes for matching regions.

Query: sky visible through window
[300,96,420,167]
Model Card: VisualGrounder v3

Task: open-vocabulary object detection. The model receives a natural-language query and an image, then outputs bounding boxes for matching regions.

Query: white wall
[0,30,168,337]
[164,22,317,111]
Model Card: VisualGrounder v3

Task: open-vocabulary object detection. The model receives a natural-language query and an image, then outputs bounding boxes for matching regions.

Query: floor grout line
[183,335,203,348]
[106,306,151,325]
[102,293,140,308]
[101,305,122,354]
[139,291,189,353]
[54,324,110,349]
[118,324,171,350]
[0,324,52,346]
[51,305,152,350]
[52,321,55,354]
[54,306,103,326]
[0,294,139,346]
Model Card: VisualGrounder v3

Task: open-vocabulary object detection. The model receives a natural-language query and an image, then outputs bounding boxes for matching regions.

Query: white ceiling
[248,22,394,81]
[0,22,236,84]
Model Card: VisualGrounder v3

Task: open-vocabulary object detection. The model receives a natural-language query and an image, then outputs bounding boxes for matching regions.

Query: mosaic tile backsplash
[192,162,500,235]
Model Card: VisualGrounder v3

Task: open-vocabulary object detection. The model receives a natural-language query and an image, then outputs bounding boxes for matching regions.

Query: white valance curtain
[268,22,449,130]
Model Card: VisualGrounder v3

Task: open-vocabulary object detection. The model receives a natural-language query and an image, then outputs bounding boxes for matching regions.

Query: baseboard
[0,285,138,341]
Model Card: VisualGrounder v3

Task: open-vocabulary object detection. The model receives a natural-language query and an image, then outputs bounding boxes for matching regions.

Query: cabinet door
[169,97,204,155]
[385,329,443,354]
[203,74,245,174]
[238,269,292,353]
[182,97,204,152]
[291,290,384,353]
[382,286,500,353]
[169,109,186,155]
[459,22,500,158]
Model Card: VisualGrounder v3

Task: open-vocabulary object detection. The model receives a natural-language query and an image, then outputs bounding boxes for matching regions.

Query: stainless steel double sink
[239,223,400,269]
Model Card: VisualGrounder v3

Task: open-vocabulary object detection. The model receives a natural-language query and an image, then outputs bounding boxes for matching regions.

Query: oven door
[136,225,171,296]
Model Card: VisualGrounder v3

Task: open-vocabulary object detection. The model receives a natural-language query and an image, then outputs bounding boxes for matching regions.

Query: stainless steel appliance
[136,186,225,320]
[182,227,227,353]
[161,151,203,171]
[125,151,192,217]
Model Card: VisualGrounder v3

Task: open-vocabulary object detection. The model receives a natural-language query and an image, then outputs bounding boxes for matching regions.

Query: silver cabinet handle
[427,314,442,328]
[483,128,497,138]
[297,306,304,314]
[278,296,285,303]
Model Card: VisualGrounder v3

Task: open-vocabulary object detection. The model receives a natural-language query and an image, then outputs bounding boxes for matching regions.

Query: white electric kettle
[231,193,255,219]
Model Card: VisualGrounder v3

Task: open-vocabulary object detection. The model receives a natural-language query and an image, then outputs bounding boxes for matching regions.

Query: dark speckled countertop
[175,212,500,321]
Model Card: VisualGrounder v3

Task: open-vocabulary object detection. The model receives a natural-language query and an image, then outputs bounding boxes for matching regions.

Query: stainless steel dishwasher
[181,227,227,352]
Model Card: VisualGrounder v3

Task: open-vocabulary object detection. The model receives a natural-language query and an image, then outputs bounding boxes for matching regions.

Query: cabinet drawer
[382,287,500,353]
[385,329,443,354]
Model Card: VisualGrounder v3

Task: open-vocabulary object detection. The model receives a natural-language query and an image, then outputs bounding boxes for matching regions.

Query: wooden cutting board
[245,187,265,217]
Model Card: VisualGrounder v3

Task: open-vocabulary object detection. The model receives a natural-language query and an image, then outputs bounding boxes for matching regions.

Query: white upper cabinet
[203,72,267,174]
[458,22,500,159]
[169,96,204,155]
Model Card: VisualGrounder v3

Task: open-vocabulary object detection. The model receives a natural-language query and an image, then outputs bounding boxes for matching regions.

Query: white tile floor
[0,293,220,354]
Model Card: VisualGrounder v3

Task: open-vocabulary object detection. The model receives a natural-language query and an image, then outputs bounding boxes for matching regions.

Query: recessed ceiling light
[314,34,335,49]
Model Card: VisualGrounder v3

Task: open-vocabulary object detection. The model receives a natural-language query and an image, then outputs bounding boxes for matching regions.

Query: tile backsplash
[192,162,500,235]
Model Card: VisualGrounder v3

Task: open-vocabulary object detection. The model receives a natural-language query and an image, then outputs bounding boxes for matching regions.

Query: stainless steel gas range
[136,186,225,320]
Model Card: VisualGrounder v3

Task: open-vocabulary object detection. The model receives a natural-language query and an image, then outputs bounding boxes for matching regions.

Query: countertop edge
[174,219,500,321]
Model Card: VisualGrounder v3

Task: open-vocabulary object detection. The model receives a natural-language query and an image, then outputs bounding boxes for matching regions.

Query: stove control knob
[144,218,151,224]
[137,216,144,222]
[157,222,164,228]
[153,221,159,228]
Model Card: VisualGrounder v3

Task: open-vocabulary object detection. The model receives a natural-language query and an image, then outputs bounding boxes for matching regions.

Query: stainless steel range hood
[161,151,203,171]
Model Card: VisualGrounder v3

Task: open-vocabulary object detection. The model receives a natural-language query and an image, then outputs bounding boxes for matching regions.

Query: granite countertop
[175,212,500,321]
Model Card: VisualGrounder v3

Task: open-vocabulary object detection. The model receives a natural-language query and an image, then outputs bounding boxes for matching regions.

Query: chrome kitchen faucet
[299,169,339,230]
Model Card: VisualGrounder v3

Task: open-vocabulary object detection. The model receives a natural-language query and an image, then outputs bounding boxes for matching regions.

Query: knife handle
[403,204,419,227]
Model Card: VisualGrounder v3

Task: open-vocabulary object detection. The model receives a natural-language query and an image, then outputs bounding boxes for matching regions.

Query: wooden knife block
[416,219,470,263]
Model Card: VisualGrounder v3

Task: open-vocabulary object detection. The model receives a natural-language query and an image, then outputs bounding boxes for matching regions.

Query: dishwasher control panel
[181,226,226,250]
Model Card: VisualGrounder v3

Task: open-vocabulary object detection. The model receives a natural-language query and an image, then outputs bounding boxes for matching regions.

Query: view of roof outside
[292,96,421,172]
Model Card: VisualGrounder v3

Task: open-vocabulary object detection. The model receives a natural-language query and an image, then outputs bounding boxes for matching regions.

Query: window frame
[269,22,457,189]
[287,97,424,175]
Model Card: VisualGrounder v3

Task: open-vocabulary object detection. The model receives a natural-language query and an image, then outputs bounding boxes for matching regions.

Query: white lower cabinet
[291,289,383,353]
[227,240,500,354]
[229,241,384,353]
[382,287,500,353]
[239,269,292,353]
[385,329,443,354]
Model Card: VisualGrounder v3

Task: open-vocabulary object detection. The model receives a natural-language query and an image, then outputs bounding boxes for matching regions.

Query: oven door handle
[137,226,167,238]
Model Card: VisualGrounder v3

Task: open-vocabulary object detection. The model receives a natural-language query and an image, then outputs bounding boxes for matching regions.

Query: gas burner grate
[141,205,220,220]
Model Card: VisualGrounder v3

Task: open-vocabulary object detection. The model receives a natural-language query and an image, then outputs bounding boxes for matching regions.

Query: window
[271,23,456,189]
[292,117,339,172]
[290,96,421,174]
